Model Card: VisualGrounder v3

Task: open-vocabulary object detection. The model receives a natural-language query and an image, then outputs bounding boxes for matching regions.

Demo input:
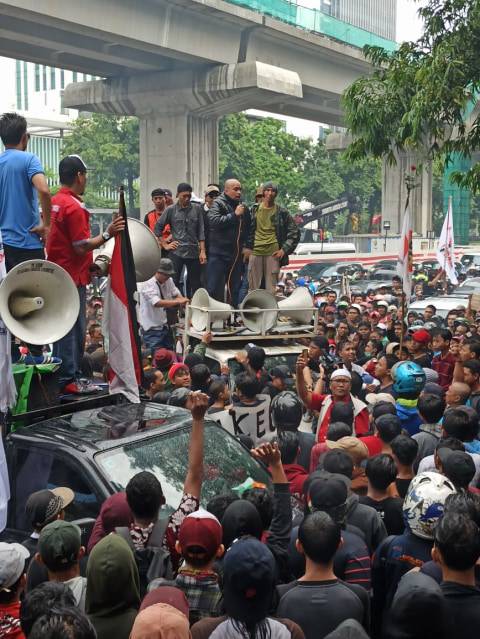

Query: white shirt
[138,275,181,331]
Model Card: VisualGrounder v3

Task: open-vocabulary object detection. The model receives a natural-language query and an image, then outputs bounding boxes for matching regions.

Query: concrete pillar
[382,151,432,236]
[63,62,303,214]
[139,112,218,210]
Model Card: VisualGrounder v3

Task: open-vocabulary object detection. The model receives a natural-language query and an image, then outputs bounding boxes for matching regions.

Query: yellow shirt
[253,204,279,256]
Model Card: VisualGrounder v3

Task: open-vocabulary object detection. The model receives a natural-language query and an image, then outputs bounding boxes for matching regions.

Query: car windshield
[95,421,270,513]
[227,353,299,377]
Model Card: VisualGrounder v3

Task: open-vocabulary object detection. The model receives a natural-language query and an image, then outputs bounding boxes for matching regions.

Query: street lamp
[383,220,391,251]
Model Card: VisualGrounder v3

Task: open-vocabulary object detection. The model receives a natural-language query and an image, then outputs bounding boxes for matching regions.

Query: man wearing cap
[144,188,166,232]
[154,182,206,296]
[243,182,299,294]
[138,258,188,354]
[296,356,369,442]
[407,328,432,368]
[36,520,86,611]
[46,155,125,394]
[262,365,292,399]
[0,542,30,636]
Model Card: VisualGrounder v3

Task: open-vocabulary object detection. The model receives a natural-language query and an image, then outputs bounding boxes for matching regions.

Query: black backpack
[116,519,173,596]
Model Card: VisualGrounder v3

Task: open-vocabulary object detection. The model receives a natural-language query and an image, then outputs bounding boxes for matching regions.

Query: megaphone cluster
[190,286,315,332]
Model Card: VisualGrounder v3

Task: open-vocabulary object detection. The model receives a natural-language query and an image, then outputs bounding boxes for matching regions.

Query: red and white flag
[397,203,413,307]
[104,189,142,403]
[436,196,458,285]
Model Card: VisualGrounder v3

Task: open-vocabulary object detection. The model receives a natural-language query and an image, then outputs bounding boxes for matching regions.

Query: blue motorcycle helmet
[392,361,426,396]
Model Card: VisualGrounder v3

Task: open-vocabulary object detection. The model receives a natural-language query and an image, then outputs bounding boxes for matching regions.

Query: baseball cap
[38,520,82,571]
[338,301,349,308]
[377,322,387,330]
[412,329,432,344]
[223,537,275,625]
[438,449,475,486]
[365,392,396,407]
[423,382,445,397]
[269,365,292,380]
[59,154,88,175]
[26,488,74,529]
[154,348,175,370]
[205,184,220,196]
[326,436,369,465]
[0,543,29,591]
[307,474,347,511]
[423,368,439,383]
[178,509,222,560]
[376,300,388,308]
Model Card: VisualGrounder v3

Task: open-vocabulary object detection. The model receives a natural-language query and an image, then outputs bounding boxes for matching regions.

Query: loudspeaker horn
[94,218,161,282]
[190,288,233,331]
[0,260,80,345]
[240,289,278,332]
[278,286,314,325]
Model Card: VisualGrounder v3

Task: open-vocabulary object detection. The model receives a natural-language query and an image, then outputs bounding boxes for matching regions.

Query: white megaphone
[0,260,80,345]
[190,288,233,331]
[94,217,161,282]
[240,289,278,332]
[278,286,314,325]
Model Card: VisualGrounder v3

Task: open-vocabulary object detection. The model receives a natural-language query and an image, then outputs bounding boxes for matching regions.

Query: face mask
[433,350,441,357]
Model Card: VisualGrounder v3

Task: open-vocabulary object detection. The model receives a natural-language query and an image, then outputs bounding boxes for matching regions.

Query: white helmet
[403,471,456,540]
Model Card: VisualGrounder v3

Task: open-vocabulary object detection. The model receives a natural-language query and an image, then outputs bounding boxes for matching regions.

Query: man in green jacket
[244,182,299,294]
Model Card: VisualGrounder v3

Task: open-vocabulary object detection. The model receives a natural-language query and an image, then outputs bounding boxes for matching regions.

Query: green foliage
[342,0,480,192]
[219,113,310,207]
[62,114,139,212]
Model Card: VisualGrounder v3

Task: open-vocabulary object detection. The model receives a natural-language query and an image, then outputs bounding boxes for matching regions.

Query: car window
[12,448,100,532]
[96,422,270,513]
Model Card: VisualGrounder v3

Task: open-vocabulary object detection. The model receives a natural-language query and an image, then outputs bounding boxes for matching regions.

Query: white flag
[0,230,14,532]
[397,203,413,307]
[436,197,458,285]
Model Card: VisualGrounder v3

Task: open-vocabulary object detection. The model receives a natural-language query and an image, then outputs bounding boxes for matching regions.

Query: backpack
[116,519,173,596]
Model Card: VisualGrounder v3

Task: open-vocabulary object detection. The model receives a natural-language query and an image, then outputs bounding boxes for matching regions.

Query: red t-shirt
[311,393,370,442]
[46,187,92,285]
[360,435,384,457]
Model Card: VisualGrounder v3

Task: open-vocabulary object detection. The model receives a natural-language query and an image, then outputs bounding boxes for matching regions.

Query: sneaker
[17,353,62,369]
[62,380,102,395]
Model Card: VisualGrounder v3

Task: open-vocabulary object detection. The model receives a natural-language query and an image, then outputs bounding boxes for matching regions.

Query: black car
[297,261,337,279]
[2,397,270,544]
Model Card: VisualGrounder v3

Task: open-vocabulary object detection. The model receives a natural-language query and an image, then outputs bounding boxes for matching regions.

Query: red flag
[105,188,142,402]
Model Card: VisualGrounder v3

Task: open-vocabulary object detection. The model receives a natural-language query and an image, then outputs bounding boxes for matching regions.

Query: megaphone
[278,286,314,325]
[240,289,278,332]
[0,260,80,345]
[94,218,161,282]
[190,288,232,331]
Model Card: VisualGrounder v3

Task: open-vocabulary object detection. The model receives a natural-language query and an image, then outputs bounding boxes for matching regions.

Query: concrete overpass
[0,0,417,230]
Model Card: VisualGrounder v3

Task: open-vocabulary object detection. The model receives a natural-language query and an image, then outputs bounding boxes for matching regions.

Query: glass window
[13,448,100,532]
[96,422,270,513]
[50,68,56,90]
[42,66,47,91]
[15,60,22,109]
[60,69,65,89]
[35,64,40,91]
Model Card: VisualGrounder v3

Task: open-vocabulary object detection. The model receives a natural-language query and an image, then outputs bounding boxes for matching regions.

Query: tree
[219,113,310,207]
[62,114,140,213]
[342,0,480,193]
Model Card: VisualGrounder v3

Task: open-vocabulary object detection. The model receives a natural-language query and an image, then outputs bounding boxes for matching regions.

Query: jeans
[169,254,201,297]
[142,325,173,355]
[53,286,86,386]
[206,253,243,307]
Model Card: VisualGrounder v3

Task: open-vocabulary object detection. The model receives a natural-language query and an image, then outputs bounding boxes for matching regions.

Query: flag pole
[399,188,410,356]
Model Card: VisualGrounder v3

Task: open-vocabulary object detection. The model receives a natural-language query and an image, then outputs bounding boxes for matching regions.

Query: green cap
[38,520,81,572]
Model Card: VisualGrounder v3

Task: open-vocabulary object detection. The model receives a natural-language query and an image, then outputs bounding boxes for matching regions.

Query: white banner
[436,197,458,285]
[397,203,413,307]
[209,394,275,445]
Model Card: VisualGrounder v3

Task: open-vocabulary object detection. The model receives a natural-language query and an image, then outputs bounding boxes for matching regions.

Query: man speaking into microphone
[206,178,251,306]
[46,155,124,395]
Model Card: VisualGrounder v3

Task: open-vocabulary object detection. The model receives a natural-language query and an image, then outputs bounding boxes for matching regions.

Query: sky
[396,0,425,42]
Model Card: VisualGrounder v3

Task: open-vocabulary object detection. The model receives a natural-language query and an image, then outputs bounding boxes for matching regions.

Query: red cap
[154,348,175,369]
[412,329,431,344]
[168,363,188,382]
[178,509,222,559]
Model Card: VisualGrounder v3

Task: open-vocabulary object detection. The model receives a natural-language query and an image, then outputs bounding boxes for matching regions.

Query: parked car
[409,296,470,318]
[296,261,337,279]
[1,397,270,544]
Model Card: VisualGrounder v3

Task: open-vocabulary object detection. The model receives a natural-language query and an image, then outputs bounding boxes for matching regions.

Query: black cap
[269,365,291,380]
[151,188,166,197]
[26,488,74,529]
[59,155,88,174]
[307,474,347,510]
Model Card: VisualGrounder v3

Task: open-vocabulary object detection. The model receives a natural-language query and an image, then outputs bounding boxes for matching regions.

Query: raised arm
[183,392,209,498]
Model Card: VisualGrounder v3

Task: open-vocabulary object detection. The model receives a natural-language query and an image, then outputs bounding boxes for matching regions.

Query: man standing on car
[155,183,206,296]
[206,179,251,306]
[244,182,299,294]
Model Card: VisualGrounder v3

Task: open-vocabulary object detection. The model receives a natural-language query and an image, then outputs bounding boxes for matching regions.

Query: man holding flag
[436,196,458,286]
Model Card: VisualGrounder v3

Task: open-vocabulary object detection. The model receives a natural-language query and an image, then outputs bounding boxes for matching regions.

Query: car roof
[10,402,193,453]
[205,342,303,363]
[409,297,468,316]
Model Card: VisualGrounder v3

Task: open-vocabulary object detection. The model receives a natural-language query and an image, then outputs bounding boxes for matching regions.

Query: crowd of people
[3,110,480,639]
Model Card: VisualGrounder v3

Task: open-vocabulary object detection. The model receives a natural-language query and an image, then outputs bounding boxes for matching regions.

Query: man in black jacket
[206,178,251,306]
[244,182,299,294]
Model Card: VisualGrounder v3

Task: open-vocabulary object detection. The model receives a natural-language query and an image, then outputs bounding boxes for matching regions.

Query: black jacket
[207,193,251,259]
[246,204,300,267]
